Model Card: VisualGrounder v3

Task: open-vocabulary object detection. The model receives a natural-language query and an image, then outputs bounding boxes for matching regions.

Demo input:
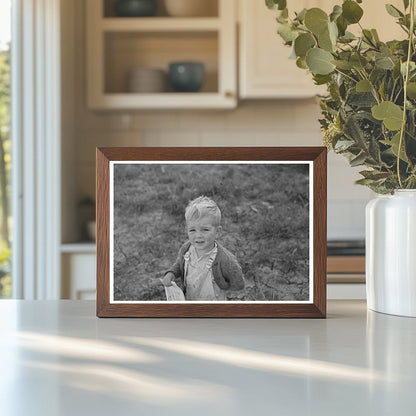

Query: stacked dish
[128,68,167,93]
[164,0,217,17]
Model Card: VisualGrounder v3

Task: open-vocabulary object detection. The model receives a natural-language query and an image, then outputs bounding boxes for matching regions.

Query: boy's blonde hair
[185,196,221,226]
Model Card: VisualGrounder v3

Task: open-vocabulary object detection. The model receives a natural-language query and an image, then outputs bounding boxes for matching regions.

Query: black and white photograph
[110,161,313,303]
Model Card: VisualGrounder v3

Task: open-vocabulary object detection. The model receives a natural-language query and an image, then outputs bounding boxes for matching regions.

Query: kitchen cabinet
[61,244,96,300]
[327,256,366,299]
[238,0,325,99]
[238,0,404,99]
[86,0,237,109]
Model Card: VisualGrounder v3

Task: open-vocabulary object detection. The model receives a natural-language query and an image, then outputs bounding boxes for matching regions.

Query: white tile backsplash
[133,111,180,130]
[76,131,133,163]
[254,130,322,146]
[199,129,257,146]
[327,199,369,240]
[327,153,374,200]
[178,111,227,130]
[142,130,200,146]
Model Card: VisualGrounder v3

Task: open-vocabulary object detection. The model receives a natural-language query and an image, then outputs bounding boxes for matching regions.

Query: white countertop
[0,300,415,415]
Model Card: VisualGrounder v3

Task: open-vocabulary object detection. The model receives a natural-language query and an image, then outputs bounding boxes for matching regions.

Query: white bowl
[164,0,217,17]
[128,68,167,93]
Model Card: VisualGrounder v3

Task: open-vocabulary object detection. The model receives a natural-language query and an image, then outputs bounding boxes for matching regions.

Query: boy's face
[186,216,221,255]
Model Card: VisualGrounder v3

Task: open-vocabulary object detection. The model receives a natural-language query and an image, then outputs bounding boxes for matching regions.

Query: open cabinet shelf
[86,0,237,109]
[101,17,222,31]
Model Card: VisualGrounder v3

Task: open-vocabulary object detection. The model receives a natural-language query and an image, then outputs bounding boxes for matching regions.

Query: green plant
[266,0,416,193]
[0,247,11,298]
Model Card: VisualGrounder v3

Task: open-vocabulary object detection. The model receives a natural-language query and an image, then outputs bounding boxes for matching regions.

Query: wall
[62,0,374,243]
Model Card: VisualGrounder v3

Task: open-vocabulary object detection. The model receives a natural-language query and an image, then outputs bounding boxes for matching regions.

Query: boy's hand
[160,272,174,287]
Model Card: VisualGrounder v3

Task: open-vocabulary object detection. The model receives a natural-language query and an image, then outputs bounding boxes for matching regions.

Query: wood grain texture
[313,148,327,318]
[327,274,365,283]
[327,256,365,274]
[96,147,327,318]
[96,148,110,317]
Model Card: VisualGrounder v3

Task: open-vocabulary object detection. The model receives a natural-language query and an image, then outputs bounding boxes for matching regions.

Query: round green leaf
[371,101,404,131]
[296,8,307,23]
[388,132,408,162]
[304,8,329,35]
[375,56,395,70]
[333,60,352,70]
[313,74,332,85]
[339,31,356,43]
[306,48,335,75]
[356,80,372,92]
[362,29,377,46]
[330,5,342,22]
[294,33,316,58]
[336,15,348,36]
[342,0,363,24]
[407,82,416,99]
[277,23,298,43]
[350,54,368,70]
[401,61,416,76]
[371,29,380,42]
[318,28,333,52]
[296,57,308,69]
[266,0,287,11]
[328,21,338,43]
[385,4,403,18]
[318,22,338,52]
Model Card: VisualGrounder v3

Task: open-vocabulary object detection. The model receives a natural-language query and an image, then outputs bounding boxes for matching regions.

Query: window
[0,0,11,298]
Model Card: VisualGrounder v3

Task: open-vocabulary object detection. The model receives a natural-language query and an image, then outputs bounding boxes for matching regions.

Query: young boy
[161,196,244,301]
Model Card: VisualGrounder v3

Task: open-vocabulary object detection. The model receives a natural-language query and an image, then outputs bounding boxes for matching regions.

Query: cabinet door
[239,0,404,99]
[239,0,326,99]
[62,253,96,300]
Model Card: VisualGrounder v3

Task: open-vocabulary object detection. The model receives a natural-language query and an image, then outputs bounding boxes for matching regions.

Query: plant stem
[397,0,415,188]
[393,85,404,104]
[334,68,358,84]
[358,69,381,104]
[390,79,398,101]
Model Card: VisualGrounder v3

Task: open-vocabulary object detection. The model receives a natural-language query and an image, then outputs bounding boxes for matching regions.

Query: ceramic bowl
[164,0,217,17]
[168,61,205,92]
[114,0,158,17]
[128,68,167,93]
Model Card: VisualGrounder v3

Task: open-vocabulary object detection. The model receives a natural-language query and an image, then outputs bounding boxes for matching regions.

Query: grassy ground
[113,163,310,301]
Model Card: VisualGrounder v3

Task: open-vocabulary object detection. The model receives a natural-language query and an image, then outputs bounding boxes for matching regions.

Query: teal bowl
[114,0,157,17]
[168,62,205,92]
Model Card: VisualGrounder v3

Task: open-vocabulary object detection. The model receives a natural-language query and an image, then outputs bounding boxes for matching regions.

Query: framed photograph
[96,147,327,318]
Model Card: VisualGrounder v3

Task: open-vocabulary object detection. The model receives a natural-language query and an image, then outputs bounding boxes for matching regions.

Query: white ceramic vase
[366,189,416,317]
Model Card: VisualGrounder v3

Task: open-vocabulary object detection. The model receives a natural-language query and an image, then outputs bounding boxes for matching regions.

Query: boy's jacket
[165,241,245,291]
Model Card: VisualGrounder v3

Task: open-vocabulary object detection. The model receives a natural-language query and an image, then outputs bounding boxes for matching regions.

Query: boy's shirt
[165,240,245,293]
[184,243,226,301]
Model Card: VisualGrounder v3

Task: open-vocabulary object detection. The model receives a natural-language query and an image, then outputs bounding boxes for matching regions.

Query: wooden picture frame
[96,147,327,318]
